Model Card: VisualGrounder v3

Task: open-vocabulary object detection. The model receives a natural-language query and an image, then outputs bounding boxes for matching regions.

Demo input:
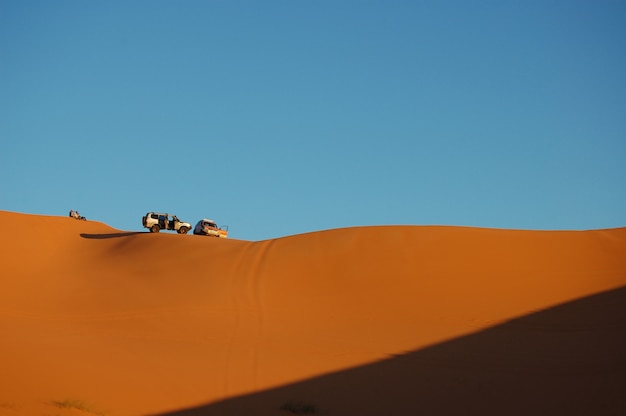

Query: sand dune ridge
[1,211,624,415]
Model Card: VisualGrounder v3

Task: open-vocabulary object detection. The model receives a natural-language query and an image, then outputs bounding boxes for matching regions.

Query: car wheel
[150,224,160,233]
[179,226,189,234]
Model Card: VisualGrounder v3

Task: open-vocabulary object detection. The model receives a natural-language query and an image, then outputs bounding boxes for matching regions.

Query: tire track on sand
[223,239,274,396]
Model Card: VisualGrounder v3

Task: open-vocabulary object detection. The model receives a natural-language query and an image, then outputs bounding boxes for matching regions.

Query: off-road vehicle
[193,219,229,238]
[142,212,191,234]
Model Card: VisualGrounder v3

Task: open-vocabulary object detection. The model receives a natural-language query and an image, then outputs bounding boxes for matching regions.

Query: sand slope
[0,211,624,415]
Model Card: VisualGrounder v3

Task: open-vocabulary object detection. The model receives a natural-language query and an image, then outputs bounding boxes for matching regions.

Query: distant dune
[1,210,624,415]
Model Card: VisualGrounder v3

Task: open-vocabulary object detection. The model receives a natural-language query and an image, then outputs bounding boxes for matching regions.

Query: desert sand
[0,210,625,415]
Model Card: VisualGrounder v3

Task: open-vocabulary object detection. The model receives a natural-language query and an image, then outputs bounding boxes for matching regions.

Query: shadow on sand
[156,286,626,416]
[80,232,145,239]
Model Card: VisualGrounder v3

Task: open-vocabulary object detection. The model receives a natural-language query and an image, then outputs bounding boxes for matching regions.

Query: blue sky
[1,0,625,241]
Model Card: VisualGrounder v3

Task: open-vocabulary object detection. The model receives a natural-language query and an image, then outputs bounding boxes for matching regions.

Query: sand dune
[0,210,624,415]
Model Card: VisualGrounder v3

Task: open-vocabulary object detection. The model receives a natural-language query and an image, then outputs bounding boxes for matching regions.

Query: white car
[193,219,228,238]
[142,212,191,234]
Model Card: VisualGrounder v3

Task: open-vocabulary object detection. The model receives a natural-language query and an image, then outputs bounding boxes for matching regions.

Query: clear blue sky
[1,0,625,241]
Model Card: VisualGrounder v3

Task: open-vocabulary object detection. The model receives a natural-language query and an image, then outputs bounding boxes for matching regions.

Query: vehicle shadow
[155,286,626,416]
[80,232,145,239]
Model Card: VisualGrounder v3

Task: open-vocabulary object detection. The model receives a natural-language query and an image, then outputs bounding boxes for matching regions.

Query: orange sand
[0,210,624,415]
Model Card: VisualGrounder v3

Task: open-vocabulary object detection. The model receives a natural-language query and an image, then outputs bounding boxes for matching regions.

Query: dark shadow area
[157,286,626,416]
[80,232,145,239]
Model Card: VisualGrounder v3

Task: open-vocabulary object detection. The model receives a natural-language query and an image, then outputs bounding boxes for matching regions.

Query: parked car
[193,219,228,238]
[142,212,191,234]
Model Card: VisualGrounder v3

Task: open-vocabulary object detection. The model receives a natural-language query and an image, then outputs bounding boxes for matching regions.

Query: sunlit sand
[1,211,624,415]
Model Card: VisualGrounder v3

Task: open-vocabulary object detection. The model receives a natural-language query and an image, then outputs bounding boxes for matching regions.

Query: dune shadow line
[156,286,626,416]
[80,232,145,239]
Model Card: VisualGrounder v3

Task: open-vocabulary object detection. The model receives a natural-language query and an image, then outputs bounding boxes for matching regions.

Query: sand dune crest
[0,211,624,415]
